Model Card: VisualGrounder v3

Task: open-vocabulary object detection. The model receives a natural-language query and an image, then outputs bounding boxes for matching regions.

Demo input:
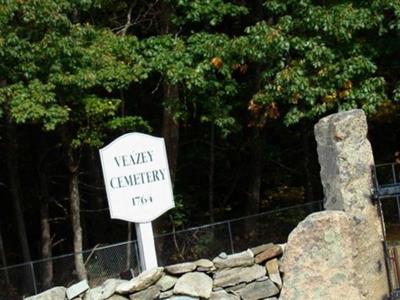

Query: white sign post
[99,133,175,271]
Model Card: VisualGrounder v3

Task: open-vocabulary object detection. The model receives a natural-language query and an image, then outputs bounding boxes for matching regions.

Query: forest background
[1,0,400,286]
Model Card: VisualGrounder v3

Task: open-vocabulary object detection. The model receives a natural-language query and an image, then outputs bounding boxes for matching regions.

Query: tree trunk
[208,124,215,223]
[4,116,31,263]
[247,58,264,216]
[301,121,314,203]
[126,222,132,270]
[160,1,180,185]
[246,128,264,216]
[90,149,105,209]
[162,83,180,185]
[36,133,54,289]
[68,154,87,280]
[0,228,9,284]
[40,199,53,289]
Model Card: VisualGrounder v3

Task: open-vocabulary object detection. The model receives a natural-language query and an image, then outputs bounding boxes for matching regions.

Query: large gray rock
[212,249,254,269]
[279,211,362,300]
[25,287,66,300]
[164,262,196,275]
[116,267,164,294]
[174,272,213,298]
[315,109,389,299]
[129,286,160,300]
[213,264,265,288]
[236,279,280,300]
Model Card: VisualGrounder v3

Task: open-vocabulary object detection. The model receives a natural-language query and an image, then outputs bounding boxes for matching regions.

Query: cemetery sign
[99,132,175,223]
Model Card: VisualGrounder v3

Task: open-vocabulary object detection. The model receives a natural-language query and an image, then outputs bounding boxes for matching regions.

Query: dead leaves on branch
[248,99,280,128]
[211,57,223,70]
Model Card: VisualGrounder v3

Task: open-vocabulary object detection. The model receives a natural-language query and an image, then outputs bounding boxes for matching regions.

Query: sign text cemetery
[100,132,175,270]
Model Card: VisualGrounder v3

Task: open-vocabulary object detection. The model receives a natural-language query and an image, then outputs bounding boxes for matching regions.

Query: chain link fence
[374,163,400,224]
[0,201,323,299]
[0,240,140,299]
[2,159,399,300]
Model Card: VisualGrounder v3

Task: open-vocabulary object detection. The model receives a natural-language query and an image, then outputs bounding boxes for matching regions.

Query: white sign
[99,132,175,223]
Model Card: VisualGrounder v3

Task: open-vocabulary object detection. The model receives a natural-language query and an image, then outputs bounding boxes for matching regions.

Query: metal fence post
[133,240,141,273]
[30,262,38,295]
[227,221,235,254]
[391,163,400,224]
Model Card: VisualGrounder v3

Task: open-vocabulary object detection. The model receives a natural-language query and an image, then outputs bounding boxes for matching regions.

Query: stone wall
[26,243,285,300]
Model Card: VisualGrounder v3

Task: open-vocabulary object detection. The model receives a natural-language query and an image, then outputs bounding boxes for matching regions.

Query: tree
[0,0,150,279]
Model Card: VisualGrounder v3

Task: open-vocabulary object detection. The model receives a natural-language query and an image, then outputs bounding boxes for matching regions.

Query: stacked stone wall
[27,243,284,300]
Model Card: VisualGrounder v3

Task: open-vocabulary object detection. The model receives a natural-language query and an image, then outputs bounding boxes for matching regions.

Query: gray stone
[165,296,199,300]
[266,259,282,288]
[159,290,174,299]
[210,290,240,300]
[155,275,178,291]
[213,249,254,269]
[83,287,102,300]
[129,286,160,300]
[67,280,89,299]
[315,109,389,299]
[279,211,362,300]
[174,272,213,298]
[218,252,228,259]
[25,287,66,300]
[165,262,196,275]
[213,264,265,288]
[236,280,279,300]
[256,276,269,282]
[101,279,128,299]
[249,243,273,256]
[194,258,214,272]
[116,267,164,294]
[254,245,282,264]
[225,283,246,292]
[197,266,216,272]
[107,296,128,300]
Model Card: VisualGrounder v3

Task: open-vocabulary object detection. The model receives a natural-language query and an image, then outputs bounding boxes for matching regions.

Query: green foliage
[0,0,399,155]
[168,194,188,228]
[4,81,69,131]
[240,0,394,125]
[0,0,151,148]
[4,0,394,137]
[169,0,248,26]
